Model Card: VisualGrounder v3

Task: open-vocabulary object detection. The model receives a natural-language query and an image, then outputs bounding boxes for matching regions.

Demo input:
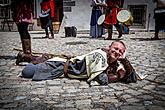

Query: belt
[63,57,71,77]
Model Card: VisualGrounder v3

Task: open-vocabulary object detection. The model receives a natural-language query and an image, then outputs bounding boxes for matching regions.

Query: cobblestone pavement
[0,31,165,110]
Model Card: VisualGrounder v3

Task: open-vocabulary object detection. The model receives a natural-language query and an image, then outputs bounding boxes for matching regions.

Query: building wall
[60,0,92,33]
[124,0,156,30]
[60,0,156,32]
[0,0,157,32]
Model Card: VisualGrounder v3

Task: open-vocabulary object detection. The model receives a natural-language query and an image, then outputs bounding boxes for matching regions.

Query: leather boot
[105,28,112,40]
[151,32,159,40]
[16,39,33,65]
[116,26,122,38]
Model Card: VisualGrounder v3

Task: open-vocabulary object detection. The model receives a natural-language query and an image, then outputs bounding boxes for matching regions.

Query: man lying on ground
[20,40,137,85]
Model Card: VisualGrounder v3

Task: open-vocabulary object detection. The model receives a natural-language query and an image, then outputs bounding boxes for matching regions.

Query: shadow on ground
[0,55,16,60]
[130,38,165,41]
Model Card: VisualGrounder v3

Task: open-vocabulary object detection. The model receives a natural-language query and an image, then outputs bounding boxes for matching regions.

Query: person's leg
[154,22,159,39]
[16,23,34,65]
[49,19,54,39]
[44,27,49,38]
[152,9,160,40]
[114,23,122,38]
[105,25,112,40]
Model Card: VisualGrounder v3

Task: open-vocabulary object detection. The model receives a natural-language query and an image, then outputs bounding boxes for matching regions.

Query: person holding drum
[40,0,54,39]
[90,0,107,38]
[152,0,165,40]
[104,0,124,40]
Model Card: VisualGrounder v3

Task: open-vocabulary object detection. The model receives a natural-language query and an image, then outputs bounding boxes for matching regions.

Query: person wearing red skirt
[104,0,124,40]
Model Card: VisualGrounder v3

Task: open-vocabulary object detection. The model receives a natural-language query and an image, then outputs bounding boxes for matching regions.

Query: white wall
[123,0,156,30]
[5,0,156,32]
[61,0,92,32]
[61,0,156,32]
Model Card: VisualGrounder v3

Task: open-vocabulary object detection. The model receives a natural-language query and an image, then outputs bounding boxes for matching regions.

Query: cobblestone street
[0,31,165,110]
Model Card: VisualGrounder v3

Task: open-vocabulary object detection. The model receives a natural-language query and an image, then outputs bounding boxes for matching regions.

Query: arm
[93,0,107,6]
[119,57,137,83]
[41,9,50,14]
[106,61,126,83]
[107,68,126,83]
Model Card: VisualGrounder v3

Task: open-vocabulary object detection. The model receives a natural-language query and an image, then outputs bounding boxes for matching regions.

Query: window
[128,5,147,28]
[0,0,11,19]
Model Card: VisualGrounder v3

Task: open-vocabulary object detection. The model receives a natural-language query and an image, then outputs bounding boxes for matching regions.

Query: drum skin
[97,14,105,25]
[97,14,111,29]
[117,10,133,26]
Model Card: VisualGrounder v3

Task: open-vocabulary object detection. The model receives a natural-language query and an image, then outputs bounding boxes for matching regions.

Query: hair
[110,40,126,49]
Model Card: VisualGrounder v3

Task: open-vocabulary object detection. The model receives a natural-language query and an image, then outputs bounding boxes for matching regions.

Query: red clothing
[104,0,122,25]
[41,2,50,11]
[40,0,54,17]
[106,0,121,8]
[12,0,33,24]
[50,0,54,17]
[104,8,118,25]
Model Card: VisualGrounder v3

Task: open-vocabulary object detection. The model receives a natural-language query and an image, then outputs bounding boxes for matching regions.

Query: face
[107,42,125,63]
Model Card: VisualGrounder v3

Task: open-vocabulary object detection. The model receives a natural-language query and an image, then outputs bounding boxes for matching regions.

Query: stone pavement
[0,31,165,110]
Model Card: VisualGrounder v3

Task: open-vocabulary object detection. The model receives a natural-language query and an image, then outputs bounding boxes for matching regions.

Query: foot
[118,33,122,38]
[49,35,54,39]
[16,52,32,65]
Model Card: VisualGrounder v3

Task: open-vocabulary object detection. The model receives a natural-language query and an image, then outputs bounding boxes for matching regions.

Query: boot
[104,28,112,40]
[16,39,33,65]
[151,32,159,40]
[49,33,54,39]
[16,52,34,65]
[116,26,122,38]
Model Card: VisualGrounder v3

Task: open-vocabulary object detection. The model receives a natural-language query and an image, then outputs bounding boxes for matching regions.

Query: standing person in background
[152,0,165,40]
[40,0,54,39]
[104,0,124,40]
[11,0,36,65]
[90,0,106,38]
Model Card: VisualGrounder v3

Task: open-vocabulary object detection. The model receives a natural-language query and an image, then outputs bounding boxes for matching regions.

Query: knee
[22,63,36,78]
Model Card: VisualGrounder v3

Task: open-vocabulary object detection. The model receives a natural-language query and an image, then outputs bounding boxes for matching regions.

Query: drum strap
[64,57,71,77]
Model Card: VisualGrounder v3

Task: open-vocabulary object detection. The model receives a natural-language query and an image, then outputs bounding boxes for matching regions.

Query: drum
[97,14,105,26]
[39,13,50,29]
[117,10,133,26]
[97,14,110,28]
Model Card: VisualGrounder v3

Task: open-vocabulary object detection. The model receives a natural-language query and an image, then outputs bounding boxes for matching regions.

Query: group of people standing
[90,0,124,39]
[90,0,165,40]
